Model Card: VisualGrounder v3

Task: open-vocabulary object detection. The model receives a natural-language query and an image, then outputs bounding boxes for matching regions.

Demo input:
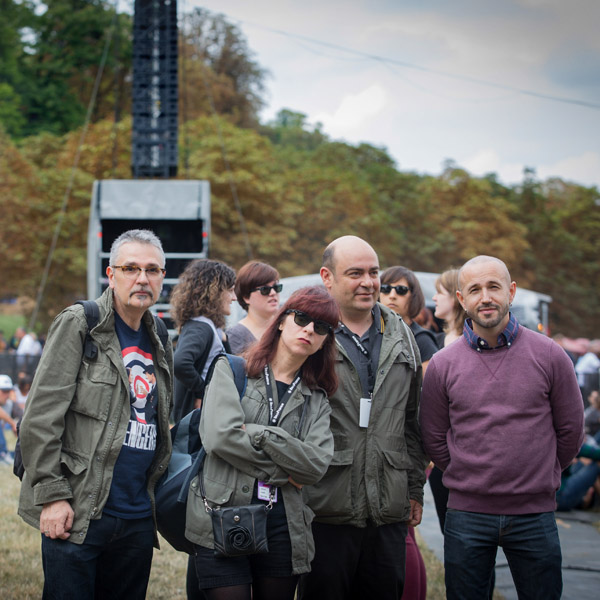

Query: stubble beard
[469,302,509,330]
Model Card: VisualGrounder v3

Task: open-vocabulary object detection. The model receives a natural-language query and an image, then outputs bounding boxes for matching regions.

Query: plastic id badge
[257,481,278,502]
[359,397,372,428]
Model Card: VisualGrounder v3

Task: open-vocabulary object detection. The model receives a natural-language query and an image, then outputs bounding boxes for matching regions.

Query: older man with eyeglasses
[18,229,174,600]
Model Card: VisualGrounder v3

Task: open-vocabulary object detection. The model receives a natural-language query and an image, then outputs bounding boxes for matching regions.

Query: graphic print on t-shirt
[105,313,158,517]
[123,345,157,450]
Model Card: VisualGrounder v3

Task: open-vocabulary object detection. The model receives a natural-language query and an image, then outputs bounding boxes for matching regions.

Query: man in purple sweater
[421,255,584,599]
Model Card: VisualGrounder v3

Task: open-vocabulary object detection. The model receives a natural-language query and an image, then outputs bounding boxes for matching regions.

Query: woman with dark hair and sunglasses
[227,261,282,355]
[171,259,237,423]
[379,266,438,600]
[380,266,439,372]
[186,287,338,600]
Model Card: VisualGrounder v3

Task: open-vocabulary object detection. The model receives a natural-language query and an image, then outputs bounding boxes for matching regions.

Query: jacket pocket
[303,449,354,517]
[60,450,88,476]
[72,361,118,420]
[379,449,411,520]
[192,475,235,509]
[59,450,89,505]
[303,503,316,565]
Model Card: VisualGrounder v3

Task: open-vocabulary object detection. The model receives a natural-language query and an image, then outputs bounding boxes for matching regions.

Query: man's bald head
[458,255,511,291]
[322,236,377,274]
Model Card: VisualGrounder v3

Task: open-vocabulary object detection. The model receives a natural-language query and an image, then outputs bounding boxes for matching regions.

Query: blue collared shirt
[463,312,520,352]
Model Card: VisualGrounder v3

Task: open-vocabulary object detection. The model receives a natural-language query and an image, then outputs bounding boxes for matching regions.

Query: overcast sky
[187,0,600,188]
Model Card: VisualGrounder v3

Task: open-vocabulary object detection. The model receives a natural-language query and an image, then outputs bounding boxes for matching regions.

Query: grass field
[0,435,448,599]
[0,314,26,342]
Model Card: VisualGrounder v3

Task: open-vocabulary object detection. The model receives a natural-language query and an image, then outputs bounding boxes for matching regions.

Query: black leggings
[203,576,299,600]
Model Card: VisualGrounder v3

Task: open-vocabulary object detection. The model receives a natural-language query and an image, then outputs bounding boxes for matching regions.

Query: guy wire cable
[29,2,120,330]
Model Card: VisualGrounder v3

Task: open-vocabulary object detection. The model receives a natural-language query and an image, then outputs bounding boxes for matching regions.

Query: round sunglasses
[380,284,411,296]
[285,309,332,336]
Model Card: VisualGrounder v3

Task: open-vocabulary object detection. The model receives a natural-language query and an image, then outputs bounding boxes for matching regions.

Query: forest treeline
[1,1,599,337]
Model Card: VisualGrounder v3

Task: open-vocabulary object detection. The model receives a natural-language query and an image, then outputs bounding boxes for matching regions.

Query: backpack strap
[153,315,169,352]
[174,355,246,504]
[205,353,247,399]
[74,300,100,360]
[224,354,248,398]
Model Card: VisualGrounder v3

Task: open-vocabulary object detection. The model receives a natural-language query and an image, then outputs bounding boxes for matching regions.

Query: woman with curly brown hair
[171,259,236,423]
[171,259,236,600]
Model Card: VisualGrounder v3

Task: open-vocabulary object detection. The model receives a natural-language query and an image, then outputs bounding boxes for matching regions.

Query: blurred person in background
[584,389,600,438]
[227,261,282,355]
[11,372,32,421]
[380,266,439,372]
[0,374,18,465]
[432,269,466,347]
[428,268,467,535]
[575,340,600,403]
[170,258,236,600]
[171,259,237,423]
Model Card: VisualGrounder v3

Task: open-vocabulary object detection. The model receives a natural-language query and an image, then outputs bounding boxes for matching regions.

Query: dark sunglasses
[285,309,332,336]
[252,283,283,295]
[380,283,411,296]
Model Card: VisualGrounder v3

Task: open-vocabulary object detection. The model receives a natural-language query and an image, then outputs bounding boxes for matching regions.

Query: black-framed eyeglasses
[252,283,283,295]
[285,309,332,336]
[380,283,411,296]
[112,265,166,279]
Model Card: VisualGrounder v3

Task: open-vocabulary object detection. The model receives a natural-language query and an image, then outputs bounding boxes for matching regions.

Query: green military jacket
[185,357,334,575]
[303,303,428,526]
[18,287,173,546]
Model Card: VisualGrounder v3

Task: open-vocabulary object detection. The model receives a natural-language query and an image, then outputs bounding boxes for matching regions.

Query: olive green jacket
[18,288,174,546]
[303,303,427,526]
[185,357,334,575]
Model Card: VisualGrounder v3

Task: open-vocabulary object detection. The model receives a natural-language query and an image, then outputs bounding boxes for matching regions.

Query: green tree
[0,0,131,138]
[179,8,267,129]
[512,171,600,336]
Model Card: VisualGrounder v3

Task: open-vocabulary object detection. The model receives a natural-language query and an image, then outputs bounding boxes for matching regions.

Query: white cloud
[460,149,525,183]
[538,152,600,187]
[190,0,600,188]
[460,148,600,188]
[312,84,387,135]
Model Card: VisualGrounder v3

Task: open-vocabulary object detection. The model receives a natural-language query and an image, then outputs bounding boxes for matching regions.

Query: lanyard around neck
[263,365,302,426]
[339,323,375,395]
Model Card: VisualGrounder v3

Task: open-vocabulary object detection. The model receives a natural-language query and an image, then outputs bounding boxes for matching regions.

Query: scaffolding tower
[131,0,178,178]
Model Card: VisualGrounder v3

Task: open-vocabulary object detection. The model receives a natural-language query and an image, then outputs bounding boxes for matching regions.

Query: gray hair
[109,229,165,267]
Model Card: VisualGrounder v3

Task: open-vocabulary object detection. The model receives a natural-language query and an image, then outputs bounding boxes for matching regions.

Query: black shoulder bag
[200,366,306,558]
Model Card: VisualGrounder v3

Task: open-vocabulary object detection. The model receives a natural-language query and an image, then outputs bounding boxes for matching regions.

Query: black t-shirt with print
[104,312,158,519]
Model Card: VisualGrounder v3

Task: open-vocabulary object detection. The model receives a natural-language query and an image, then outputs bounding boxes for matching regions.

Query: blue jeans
[444,509,562,600]
[41,514,154,600]
[556,461,600,511]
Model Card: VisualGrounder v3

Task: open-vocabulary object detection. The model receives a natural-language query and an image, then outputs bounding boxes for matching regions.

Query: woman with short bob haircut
[186,286,339,599]
[227,261,282,355]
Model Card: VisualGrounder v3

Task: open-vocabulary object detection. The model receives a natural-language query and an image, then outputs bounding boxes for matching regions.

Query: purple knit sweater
[421,326,584,514]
